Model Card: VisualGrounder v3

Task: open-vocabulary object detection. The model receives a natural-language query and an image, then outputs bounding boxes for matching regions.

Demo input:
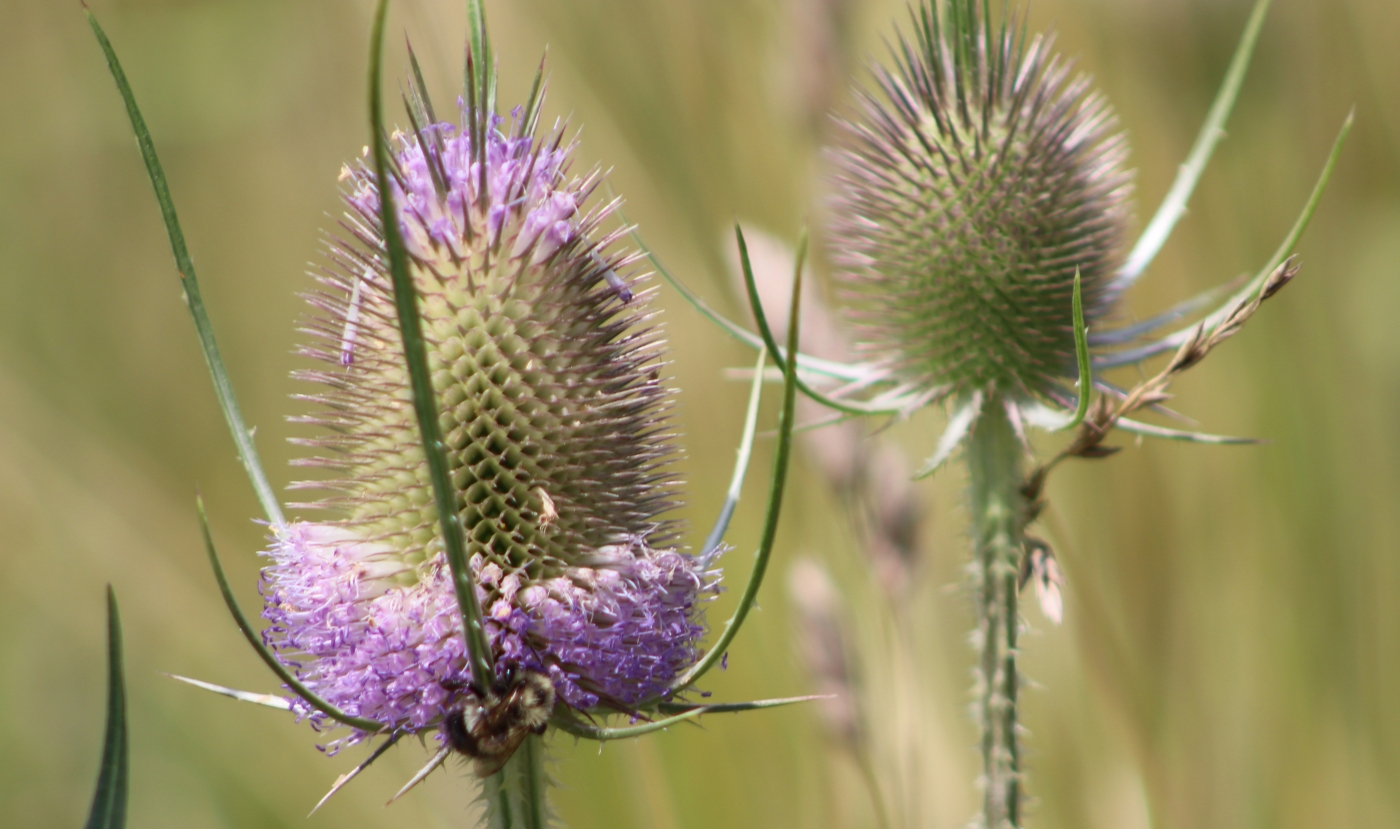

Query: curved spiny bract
[260,100,715,751]
[829,3,1132,403]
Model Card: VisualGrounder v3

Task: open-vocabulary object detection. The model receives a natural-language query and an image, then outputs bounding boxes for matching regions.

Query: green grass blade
[1060,270,1092,431]
[86,9,285,528]
[84,587,128,829]
[1119,0,1272,284]
[196,495,386,732]
[659,227,804,697]
[368,0,495,690]
[701,346,767,557]
[1250,109,1354,283]
[736,226,901,415]
[1097,110,1353,369]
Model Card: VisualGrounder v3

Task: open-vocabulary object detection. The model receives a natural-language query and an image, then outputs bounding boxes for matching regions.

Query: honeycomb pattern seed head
[828,1,1132,402]
[259,100,716,747]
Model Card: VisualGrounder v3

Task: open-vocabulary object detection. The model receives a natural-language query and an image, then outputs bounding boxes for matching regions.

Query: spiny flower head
[829,0,1132,403]
[259,93,717,747]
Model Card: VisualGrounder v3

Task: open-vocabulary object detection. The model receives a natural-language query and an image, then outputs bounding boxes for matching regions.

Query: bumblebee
[442,668,556,777]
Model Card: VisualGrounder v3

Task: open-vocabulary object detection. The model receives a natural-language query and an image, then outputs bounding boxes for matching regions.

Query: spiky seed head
[828,1,1132,402]
[260,92,717,748]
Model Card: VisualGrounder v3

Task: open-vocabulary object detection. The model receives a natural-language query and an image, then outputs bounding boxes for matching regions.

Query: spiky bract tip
[829,1,1132,402]
[260,93,717,748]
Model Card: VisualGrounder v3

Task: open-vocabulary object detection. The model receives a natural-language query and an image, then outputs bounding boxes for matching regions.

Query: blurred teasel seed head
[262,85,716,747]
[829,0,1132,402]
[788,558,862,753]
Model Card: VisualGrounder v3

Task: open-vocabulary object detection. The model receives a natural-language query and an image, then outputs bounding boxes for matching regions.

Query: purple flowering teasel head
[259,90,718,745]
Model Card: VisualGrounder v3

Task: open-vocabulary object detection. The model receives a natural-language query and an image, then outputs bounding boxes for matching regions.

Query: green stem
[966,398,1027,829]
[483,735,550,829]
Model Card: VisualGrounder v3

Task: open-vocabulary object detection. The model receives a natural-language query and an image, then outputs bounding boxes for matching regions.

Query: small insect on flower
[442,669,556,778]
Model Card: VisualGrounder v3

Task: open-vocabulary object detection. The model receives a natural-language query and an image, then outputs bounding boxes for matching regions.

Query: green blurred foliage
[2,0,1397,827]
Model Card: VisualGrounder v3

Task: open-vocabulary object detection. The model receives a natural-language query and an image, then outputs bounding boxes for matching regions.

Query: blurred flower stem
[966,402,1029,828]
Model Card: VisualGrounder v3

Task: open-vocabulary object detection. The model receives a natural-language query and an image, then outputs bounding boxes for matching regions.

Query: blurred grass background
[2,0,1398,827]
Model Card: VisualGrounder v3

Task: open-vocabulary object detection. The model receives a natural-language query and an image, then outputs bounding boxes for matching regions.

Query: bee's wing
[471,729,530,778]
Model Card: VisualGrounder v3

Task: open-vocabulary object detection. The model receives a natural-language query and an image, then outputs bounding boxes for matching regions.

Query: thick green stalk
[966,399,1028,829]
[483,735,550,829]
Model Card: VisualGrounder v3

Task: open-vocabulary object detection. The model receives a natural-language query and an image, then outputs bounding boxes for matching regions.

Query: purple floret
[260,523,718,747]
[343,111,577,264]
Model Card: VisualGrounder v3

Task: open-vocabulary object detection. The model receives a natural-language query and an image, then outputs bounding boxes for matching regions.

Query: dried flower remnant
[263,94,717,754]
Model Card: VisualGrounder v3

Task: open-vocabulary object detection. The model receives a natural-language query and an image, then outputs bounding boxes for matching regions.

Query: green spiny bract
[295,126,676,584]
[829,0,1132,403]
[294,158,672,579]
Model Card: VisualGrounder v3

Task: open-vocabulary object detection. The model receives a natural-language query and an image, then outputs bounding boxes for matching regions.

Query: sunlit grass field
[3,0,1399,827]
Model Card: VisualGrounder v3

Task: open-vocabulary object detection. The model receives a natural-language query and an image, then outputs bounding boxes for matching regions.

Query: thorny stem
[967,399,1028,829]
[483,735,549,829]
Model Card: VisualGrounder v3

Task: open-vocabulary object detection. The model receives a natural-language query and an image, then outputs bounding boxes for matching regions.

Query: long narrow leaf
[1061,270,1092,431]
[737,227,901,416]
[367,0,495,689]
[1118,0,1272,285]
[659,228,805,697]
[84,587,128,829]
[86,10,285,528]
[1096,111,1353,370]
[701,347,767,558]
[196,495,385,732]
[617,214,865,382]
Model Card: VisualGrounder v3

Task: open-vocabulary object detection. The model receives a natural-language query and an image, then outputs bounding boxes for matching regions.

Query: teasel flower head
[828,0,1131,408]
[259,91,718,748]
